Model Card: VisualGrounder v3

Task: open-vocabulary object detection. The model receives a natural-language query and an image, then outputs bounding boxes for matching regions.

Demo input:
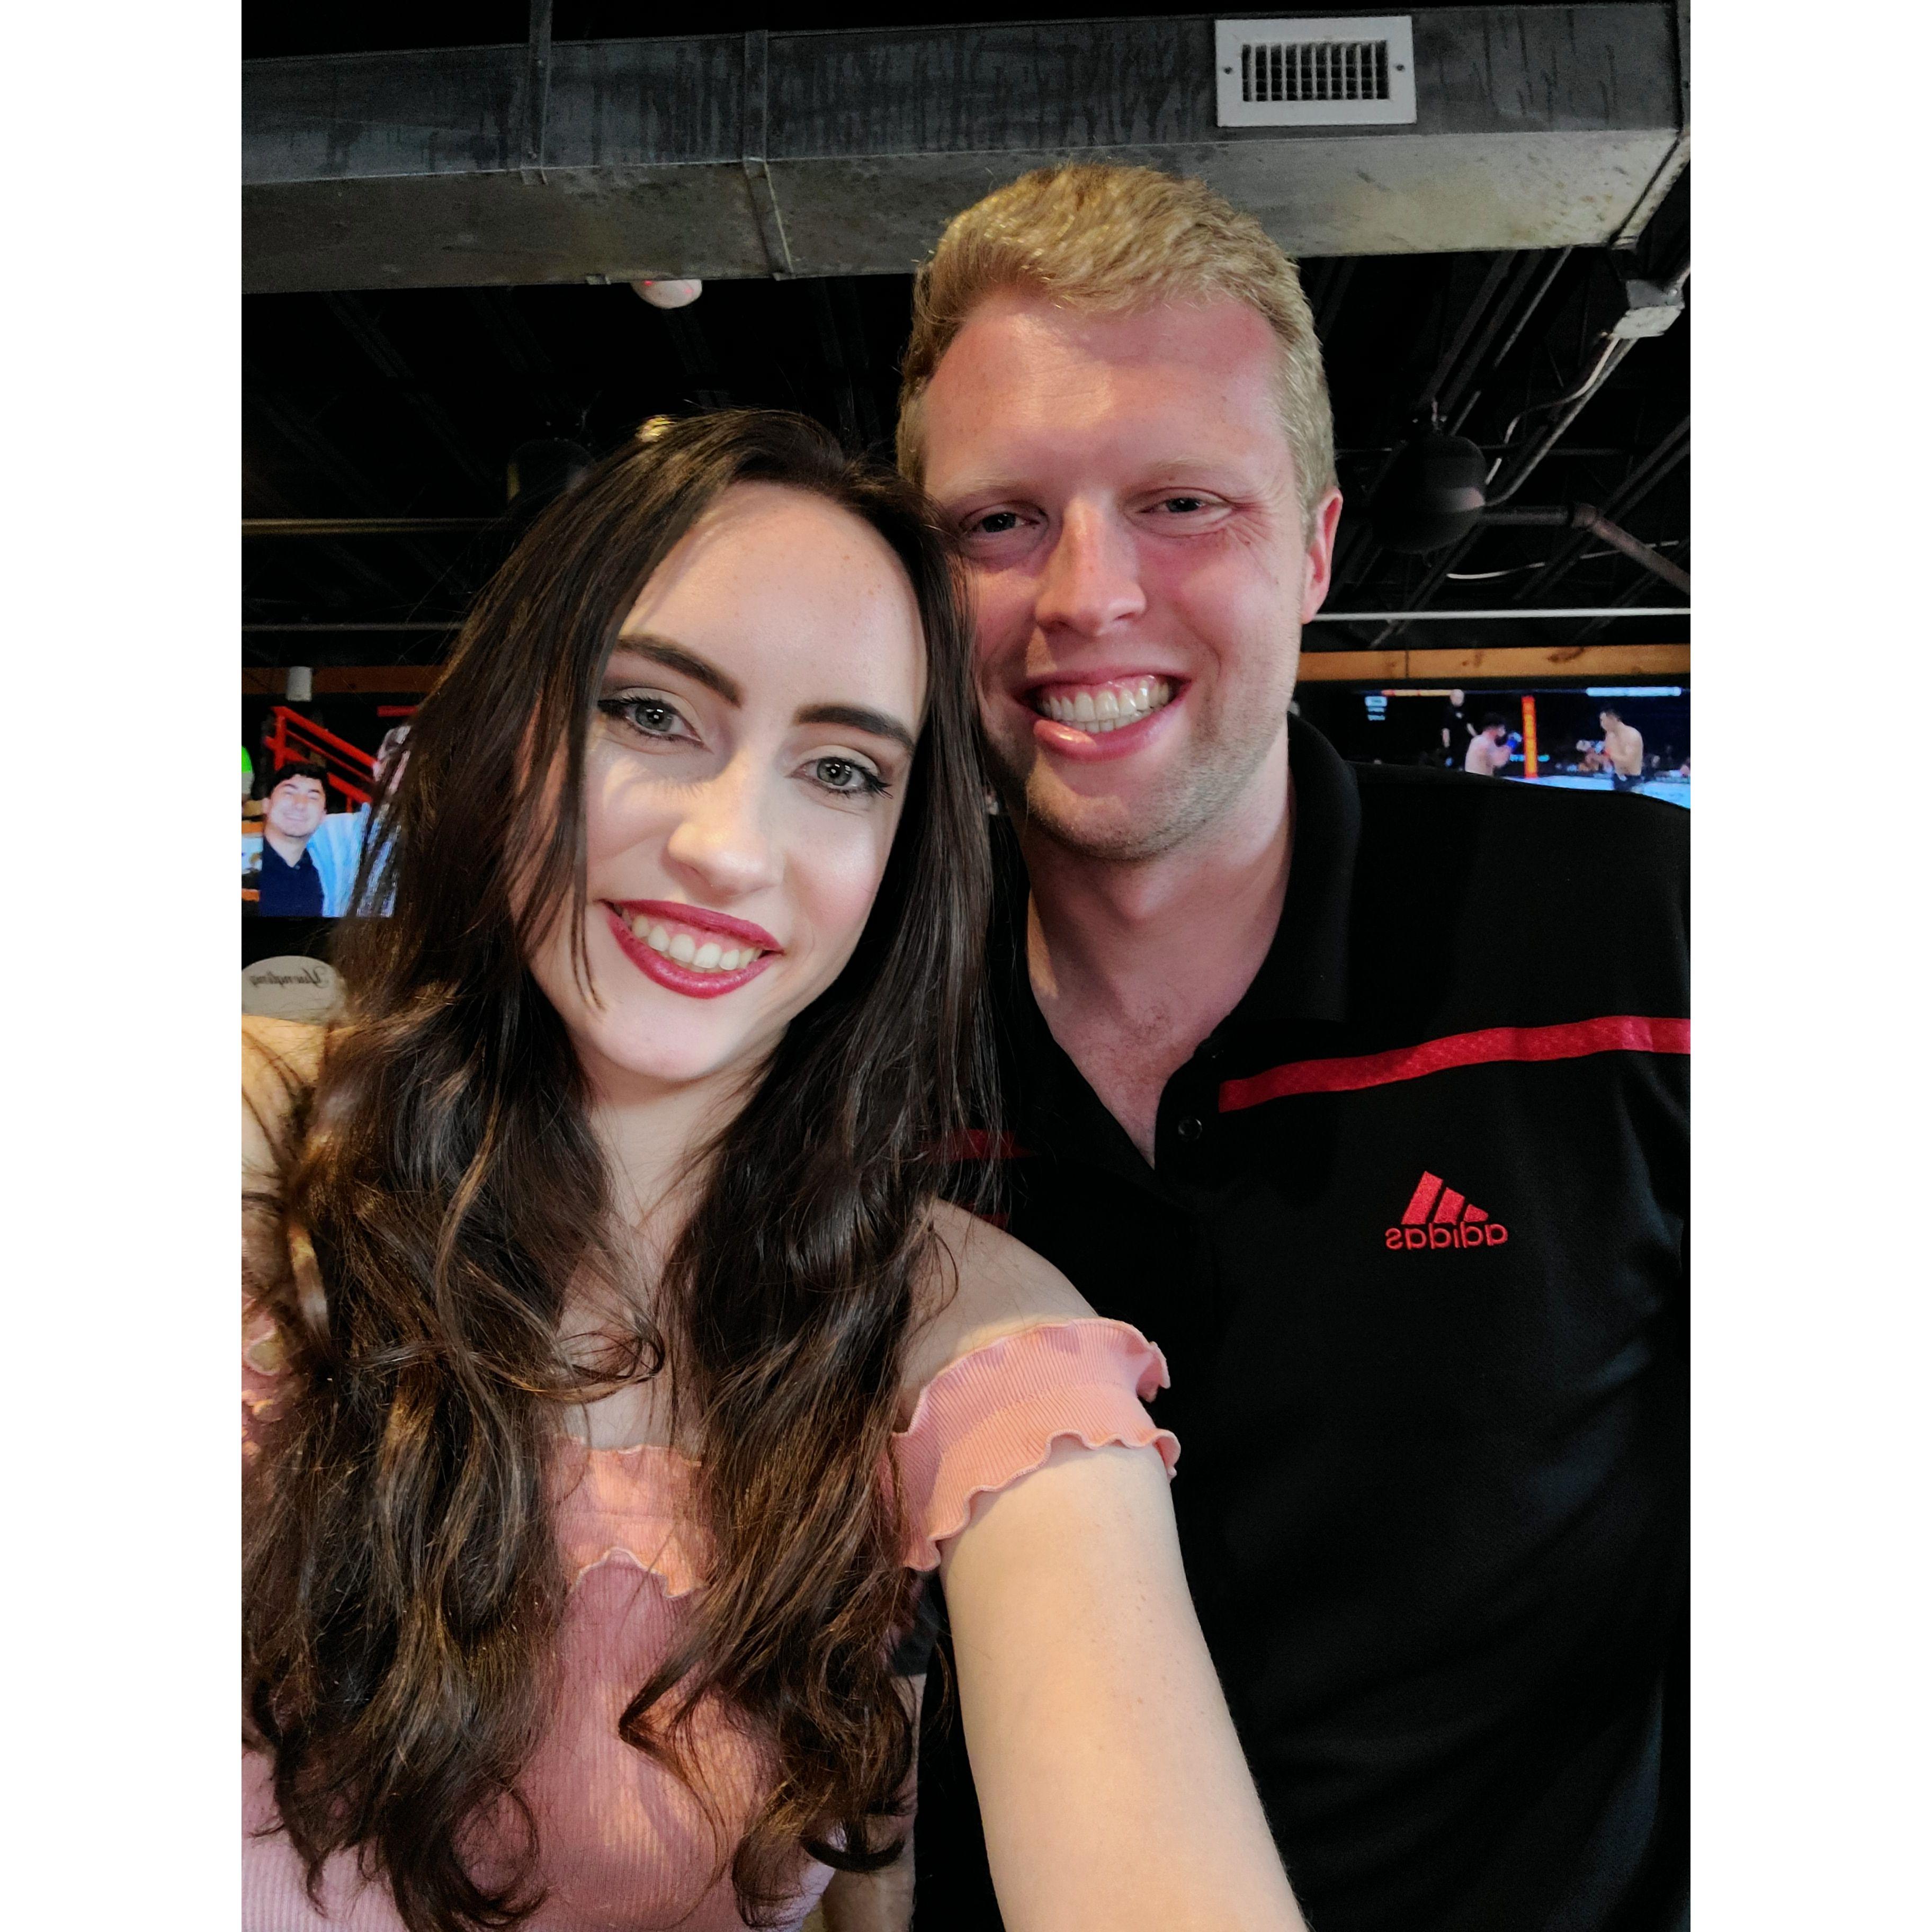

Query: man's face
[1599,712,1614,734]
[919,289,1341,862]
[266,775,327,839]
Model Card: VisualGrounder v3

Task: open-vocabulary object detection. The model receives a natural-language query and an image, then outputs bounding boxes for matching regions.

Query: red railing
[269,704,374,808]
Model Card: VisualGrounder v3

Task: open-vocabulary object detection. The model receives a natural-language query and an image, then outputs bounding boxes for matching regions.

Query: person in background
[1438,687,1472,768]
[1601,706,1647,791]
[256,761,329,916]
[1464,713,1514,776]
[899,160,1687,1932]
[309,722,409,917]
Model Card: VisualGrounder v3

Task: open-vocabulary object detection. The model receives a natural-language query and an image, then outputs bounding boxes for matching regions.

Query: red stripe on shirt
[1218,1015,1690,1113]
[942,1130,1031,1161]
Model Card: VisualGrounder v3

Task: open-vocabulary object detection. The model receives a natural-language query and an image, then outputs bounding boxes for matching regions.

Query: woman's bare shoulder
[900,1201,1094,1399]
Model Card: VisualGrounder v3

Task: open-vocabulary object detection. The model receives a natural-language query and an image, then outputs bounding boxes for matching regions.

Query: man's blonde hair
[896,163,1336,534]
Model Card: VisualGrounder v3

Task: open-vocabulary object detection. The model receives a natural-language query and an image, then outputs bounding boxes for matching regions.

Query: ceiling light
[633,279,703,309]
[1371,431,1487,553]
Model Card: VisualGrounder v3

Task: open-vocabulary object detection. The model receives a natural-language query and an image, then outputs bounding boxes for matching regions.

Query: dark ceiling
[241,5,1688,669]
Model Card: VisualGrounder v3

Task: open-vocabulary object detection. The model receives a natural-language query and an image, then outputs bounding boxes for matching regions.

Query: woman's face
[529,482,928,1099]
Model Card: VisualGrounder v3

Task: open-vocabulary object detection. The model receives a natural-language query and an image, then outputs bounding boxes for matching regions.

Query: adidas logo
[1384,1171,1510,1250]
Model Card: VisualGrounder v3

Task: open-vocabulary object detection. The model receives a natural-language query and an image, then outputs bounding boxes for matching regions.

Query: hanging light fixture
[632,279,703,309]
[1370,431,1488,553]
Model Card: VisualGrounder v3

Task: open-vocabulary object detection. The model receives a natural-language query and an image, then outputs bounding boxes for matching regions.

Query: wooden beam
[1297,642,1688,683]
[243,665,443,696]
[1296,650,1409,683]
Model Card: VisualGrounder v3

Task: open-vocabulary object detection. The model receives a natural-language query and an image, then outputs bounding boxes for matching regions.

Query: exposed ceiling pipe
[1513,416,1688,601]
[1484,337,1636,503]
[1487,266,1685,504]
[1329,253,1529,593]
[1418,253,1518,417]
[323,293,502,499]
[1434,251,1546,424]
[1359,267,1690,641]
[1480,505,1689,594]
[1452,246,1576,431]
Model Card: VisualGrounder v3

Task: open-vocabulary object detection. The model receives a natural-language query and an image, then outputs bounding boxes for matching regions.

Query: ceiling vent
[1215,16,1417,127]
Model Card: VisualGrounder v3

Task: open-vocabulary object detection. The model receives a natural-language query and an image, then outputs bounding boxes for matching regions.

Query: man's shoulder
[1342,762,1687,1011]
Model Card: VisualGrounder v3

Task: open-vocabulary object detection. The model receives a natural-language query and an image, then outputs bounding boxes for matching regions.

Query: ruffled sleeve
[893,1318,1180,1571]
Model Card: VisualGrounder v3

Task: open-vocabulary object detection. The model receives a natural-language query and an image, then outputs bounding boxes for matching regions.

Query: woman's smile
[602,900,781,1000]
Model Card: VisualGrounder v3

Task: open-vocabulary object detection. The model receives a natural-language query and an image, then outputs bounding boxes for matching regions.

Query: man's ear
[1299,488,1345,627]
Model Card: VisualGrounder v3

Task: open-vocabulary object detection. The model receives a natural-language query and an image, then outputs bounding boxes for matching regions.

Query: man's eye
[598,694,687,739]
[1156,495,1212,515]
[810,756,886,797]
[967,510,1025,538]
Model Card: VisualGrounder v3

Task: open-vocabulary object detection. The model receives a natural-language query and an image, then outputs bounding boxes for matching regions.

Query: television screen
[1294,684,1690,808]
[244,701,411,917]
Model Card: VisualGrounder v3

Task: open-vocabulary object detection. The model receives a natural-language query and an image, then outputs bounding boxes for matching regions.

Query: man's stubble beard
[985,687,1292,866]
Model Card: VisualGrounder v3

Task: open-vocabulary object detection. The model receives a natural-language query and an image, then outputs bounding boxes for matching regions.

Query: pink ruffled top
[242,1316,1178,1932]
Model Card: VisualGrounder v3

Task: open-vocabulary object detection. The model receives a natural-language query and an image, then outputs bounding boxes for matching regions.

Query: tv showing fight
[1294,683,1689,806]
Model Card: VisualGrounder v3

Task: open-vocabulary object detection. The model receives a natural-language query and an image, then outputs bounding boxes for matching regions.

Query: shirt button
[1176,1115,1203,1141]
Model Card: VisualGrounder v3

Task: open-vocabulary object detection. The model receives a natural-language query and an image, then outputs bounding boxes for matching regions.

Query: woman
[243,412,1303,1932]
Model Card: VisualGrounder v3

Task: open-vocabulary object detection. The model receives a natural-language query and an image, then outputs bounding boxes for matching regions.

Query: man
[900,164,1687,1932]
[256,761,329,916]
[1439,686,1473,768]
[1465,712,1515,776]
[308,723,408,916]
[1602,706,1647,791]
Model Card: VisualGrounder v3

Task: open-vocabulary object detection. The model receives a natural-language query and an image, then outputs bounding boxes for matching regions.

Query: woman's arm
[907,1208,1303,1932]
[940,1445,1304,1932]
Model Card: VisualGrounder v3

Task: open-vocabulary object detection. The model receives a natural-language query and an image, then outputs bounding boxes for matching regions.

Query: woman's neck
[579,1051,757,1238]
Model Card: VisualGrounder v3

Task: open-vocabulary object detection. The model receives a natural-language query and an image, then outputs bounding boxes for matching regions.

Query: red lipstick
[602,901,781,1001]
[609,900,780,950]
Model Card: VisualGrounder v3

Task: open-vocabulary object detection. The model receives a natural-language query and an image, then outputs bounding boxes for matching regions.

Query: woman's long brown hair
[243,412,998,1930]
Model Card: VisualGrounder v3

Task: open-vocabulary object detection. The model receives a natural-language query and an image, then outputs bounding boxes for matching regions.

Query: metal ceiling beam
[244,7,1686,293]
[321,293,504,499]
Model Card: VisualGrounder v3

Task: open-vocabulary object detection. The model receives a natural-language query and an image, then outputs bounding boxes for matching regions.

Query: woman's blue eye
[600,695,684,737]
[813,756,884,795]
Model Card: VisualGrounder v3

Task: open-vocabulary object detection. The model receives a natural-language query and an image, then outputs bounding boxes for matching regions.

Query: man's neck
[265,828,309,866]
[1021,730,1292,1164]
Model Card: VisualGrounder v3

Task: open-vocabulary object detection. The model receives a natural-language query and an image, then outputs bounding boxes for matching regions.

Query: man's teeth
[1034,676,1175,733]
[627,914,763,972]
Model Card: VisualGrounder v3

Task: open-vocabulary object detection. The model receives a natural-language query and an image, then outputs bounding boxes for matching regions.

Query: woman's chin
[572,1014,779,1101]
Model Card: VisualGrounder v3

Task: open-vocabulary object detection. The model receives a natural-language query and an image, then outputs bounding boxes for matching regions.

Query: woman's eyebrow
[611,634,743,705]
[794,703,917,755]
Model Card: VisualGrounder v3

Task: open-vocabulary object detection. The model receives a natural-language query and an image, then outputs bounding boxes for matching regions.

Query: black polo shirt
[915,715,1688,1932]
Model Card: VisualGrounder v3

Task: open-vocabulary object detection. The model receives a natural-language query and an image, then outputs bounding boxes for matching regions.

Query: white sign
[241,955,342,1023]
